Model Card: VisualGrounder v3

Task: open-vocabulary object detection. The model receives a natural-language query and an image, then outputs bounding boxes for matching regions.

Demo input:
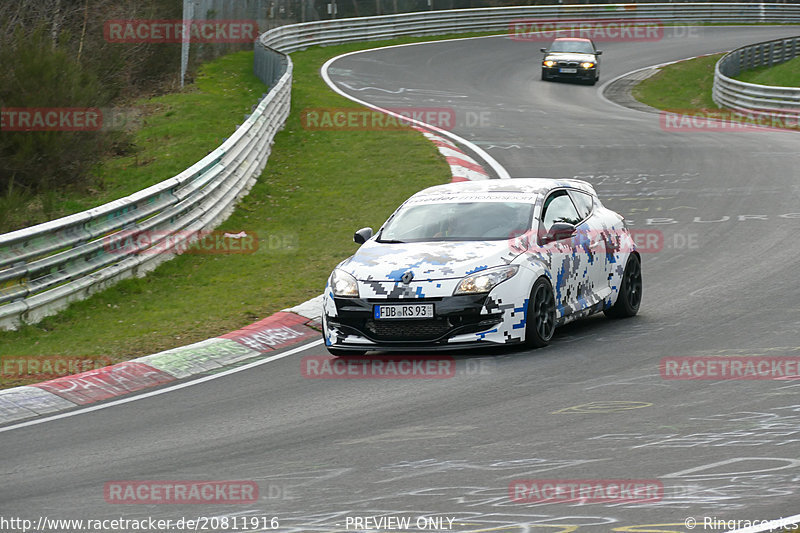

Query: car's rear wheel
[525,277,556,348]
[604,253,642,318]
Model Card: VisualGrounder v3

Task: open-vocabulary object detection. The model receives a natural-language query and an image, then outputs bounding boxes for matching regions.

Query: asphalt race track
[2,26,799,533]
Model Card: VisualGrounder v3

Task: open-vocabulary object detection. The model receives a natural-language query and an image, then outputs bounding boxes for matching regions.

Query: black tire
[525,277,556,348]
[604,253,642,318]
[541,69,549,81]
[326,346,367,357]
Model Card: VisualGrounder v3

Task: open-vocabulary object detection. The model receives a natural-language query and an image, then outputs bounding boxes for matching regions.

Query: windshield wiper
[377,239,406,243]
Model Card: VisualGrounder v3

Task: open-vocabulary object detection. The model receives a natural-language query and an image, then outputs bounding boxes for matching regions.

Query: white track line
[0,339,323,434]
[319,35,511,180]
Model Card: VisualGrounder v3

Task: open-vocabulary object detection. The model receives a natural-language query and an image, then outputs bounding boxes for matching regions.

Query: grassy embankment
[633,53,799,131]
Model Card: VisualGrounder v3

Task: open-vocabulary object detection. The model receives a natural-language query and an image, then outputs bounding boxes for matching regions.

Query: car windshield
[378,201,534,242]
[549,40,595,54]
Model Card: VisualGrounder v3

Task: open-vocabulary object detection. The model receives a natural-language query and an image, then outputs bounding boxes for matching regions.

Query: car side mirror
[353,227,373,245]
[543,222,577,244]
[540,47,547,53]
[595,50,603,55]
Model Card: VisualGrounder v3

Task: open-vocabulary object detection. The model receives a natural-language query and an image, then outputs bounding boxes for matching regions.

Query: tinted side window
[569,190,594,220]
[541,190,581,232]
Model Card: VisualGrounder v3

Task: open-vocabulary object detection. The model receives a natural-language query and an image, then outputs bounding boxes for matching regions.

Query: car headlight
[454,265,519,295]
[331,269,359,297]
[580,62,595,69]
[543,60,557,68]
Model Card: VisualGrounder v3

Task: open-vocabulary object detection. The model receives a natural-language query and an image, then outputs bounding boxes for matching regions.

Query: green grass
[736,55,800,87]
[632,53,722,111]
[1,33,516,388]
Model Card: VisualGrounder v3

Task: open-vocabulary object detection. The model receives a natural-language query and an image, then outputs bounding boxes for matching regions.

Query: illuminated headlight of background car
[331,269,359,297]
[580,62,595,69]
[454,265,519,295]
[543,59,557,68]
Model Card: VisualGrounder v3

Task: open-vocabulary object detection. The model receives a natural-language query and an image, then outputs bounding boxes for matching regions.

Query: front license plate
[374,304,434,320]
[560,68,577,73]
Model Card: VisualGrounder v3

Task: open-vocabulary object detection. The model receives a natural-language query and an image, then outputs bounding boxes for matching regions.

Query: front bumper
[542,66,596,81]
[324,294,509,351]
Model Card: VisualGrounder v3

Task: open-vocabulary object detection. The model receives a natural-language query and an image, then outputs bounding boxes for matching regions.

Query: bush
[0,0,185,197]
[0,25,121,193]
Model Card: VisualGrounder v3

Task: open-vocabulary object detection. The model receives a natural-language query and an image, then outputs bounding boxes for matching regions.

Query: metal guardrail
[3,3,800,330]
[0,51,292,330]
[713,35,800,115]
[257,3,800,53]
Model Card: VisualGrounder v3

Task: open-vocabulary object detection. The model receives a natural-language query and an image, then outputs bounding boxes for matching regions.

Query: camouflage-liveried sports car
[322,178,641,355]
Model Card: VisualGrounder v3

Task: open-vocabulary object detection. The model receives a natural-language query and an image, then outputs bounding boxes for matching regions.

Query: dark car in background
[541,37,602,85]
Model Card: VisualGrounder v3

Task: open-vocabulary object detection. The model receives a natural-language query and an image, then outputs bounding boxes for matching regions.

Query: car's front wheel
[541,69,549,81]
[525,277,556,348]
[604,253,642,318]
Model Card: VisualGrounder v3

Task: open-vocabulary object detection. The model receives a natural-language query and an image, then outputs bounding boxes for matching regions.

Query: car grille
[557,61,579,67]
[365,318,451,341]
[330,295,502,344]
